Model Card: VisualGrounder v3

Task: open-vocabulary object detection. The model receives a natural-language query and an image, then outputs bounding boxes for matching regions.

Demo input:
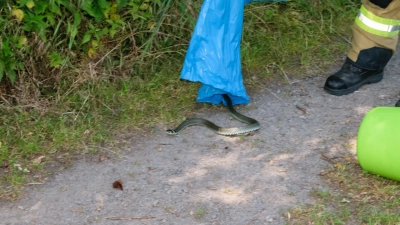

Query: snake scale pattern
[166,94,260,136]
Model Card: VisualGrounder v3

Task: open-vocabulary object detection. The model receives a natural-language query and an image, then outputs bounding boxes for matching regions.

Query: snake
[166,94,260,136]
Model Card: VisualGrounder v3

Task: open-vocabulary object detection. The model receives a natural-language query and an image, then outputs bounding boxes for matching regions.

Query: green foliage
[241,0,359,81]
[290,157,400,224]
[0,0,173,85]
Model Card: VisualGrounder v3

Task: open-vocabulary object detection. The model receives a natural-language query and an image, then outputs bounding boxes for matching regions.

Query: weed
[288,156,400,224]
[194,207,206,219]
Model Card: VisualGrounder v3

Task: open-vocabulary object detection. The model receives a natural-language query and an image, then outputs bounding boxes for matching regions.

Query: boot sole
[323,72,383,96]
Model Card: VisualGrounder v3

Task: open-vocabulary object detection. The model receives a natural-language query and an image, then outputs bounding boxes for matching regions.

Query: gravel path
[1,46,399,225]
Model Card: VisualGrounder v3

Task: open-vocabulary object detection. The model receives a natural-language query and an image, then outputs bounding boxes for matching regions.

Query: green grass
[0,66,201,197]
[0,0,365,203]
[288,156,400,224]
[241,0,359,87]
[194,207,207,219]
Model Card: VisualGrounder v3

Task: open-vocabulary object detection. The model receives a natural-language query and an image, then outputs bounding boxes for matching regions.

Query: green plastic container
[357,107,400,181]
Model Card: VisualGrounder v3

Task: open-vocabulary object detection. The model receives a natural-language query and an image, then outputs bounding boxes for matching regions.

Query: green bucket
[357,107,400,181]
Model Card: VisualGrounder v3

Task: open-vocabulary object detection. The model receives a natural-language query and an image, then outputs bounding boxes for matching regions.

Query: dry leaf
[14,163,30,173]
[32,156,45,165]
[334,163,343,169]
[284,212,291,220]
[113,180,123,191]
[341,198,350,203]
[99,155,109,162]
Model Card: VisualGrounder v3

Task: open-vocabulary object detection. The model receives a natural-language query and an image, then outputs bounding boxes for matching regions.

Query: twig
[74,94,89,122]
[295,105,307,114]
[93,43,121,67]
[71,210,86,213]
[94,97,115,113]
[320,153,340,165]
[264,87,282,101]
[276,63,292,85]
[106,216,155,220]
[0,95,11,105]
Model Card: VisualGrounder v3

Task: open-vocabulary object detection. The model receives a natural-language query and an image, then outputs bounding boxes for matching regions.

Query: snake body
[166,94,260,136]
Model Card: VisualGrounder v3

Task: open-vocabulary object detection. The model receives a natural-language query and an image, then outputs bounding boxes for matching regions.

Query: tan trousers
[348,0,400,62]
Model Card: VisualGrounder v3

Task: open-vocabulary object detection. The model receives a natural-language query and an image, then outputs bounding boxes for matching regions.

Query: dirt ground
[1,46,399,225]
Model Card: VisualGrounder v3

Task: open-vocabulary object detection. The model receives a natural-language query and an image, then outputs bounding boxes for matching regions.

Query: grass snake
[166,94,260,136]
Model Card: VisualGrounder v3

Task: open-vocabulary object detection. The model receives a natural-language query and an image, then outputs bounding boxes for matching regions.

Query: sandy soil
[1,46,399,225]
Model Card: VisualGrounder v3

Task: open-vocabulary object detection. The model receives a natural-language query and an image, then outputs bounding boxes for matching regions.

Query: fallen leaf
[99,155,109,162]
[32,156,45,165]
[341,198,350,203]
[284,212,291,220]
[13,163,30,173]
[113,180,123,191]
[334,163,343,169]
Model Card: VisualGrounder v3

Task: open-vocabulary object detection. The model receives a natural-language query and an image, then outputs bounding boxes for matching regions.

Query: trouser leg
[348,0,400,70]
[324,0,400,96]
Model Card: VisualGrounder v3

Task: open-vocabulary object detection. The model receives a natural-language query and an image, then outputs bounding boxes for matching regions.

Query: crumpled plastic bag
[180,0,286,105]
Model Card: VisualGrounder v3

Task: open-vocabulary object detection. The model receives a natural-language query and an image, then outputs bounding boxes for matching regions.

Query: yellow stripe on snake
[166,94,260,136]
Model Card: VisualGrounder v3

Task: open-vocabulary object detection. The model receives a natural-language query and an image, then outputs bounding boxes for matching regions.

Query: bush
[0,0,196,103]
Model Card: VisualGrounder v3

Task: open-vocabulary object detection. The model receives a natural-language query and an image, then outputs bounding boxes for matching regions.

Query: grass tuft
[288,155,400,224]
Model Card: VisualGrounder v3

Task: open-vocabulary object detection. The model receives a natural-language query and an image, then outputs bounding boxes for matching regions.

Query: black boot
[324,47,392,96]
[324,58,383,96]
[395,100,400,107]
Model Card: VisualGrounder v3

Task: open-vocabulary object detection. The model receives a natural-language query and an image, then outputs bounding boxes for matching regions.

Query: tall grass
[242,0,358,85]
[0,0,358,199]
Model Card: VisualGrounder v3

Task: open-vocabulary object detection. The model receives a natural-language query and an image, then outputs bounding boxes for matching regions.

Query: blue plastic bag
[180,0,286,105]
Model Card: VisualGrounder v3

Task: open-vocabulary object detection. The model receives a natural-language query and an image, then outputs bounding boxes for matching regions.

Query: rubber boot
[324,47,392,96]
